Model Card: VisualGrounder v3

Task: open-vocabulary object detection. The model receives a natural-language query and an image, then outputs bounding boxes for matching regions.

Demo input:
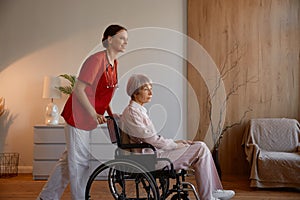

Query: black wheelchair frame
[85,116,200,200]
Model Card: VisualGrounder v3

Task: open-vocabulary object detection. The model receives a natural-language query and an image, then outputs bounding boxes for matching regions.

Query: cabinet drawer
[34,144,115,160]
[34,127,65,143]
[34,126,111,144]
[34,144,66,160]
[33,160,109,180]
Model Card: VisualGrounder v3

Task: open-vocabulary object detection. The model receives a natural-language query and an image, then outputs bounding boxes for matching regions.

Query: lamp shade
[42,76,61,99]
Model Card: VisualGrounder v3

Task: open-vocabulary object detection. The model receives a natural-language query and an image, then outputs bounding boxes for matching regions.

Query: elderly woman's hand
[175,140,193,145]
[175,140,194,149]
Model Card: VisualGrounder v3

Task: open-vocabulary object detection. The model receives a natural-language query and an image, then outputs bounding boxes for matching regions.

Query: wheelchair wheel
[85,159,159,200]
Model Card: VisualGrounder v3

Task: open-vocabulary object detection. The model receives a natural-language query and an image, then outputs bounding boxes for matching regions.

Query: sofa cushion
[257,151,300,183]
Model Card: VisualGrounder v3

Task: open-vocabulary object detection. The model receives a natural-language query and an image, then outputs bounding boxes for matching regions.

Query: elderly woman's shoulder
[122,104,143,118]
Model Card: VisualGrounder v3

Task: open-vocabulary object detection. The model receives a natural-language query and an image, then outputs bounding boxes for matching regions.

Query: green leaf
[57,74,77,95]
[59,74,76,85]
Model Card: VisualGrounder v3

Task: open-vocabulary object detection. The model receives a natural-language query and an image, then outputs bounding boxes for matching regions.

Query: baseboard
[18,166,32,174]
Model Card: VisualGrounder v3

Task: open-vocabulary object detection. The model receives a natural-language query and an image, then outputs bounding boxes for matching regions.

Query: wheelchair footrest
[182,181,200,200]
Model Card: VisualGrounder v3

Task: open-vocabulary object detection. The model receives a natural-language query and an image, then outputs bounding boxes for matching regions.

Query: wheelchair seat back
[106,116,158,172]
[106,116,121,145]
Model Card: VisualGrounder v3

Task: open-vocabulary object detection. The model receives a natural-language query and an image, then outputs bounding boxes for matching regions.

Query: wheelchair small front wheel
[170,193,190,200]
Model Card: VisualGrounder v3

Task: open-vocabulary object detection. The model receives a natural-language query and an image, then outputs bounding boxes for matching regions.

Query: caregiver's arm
[73,80,106,124]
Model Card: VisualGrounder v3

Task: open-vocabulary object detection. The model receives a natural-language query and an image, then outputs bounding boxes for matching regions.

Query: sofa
[242,118,300,188]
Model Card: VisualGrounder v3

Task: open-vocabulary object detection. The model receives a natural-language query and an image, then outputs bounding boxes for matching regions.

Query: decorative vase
[212,147,222,179]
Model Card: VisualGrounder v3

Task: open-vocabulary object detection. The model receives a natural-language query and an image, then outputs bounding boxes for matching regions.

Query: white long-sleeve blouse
[120,100,178,151]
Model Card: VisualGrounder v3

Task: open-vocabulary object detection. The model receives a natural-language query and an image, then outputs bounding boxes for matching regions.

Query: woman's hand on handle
[96,114,107,124]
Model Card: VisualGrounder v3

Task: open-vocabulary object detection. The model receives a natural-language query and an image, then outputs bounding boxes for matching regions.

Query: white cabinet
[33,124,116,180]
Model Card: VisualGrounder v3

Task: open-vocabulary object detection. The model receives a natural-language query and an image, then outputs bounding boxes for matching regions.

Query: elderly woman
[120,74,235,200]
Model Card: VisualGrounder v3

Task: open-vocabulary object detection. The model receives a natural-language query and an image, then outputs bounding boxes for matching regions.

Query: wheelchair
[85,116,200,200]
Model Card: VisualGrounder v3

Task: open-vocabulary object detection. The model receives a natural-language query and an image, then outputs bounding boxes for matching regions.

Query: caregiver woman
[37,24,128,200]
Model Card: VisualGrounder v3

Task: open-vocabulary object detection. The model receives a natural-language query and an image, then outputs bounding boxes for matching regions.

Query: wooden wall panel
[187,0,300,175]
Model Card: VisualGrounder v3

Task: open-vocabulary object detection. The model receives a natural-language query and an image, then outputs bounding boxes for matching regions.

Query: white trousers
[160,141,223,200]
[38,124,91,200]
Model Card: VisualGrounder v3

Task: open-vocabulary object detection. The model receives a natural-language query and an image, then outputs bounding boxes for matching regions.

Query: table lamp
[42,76,61,125]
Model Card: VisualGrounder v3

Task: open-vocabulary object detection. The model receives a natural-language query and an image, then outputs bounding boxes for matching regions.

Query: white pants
[38,124,91,200]
[160,142,223,200]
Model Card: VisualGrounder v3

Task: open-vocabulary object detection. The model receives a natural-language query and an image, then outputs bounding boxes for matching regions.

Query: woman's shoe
[212,189,235,200]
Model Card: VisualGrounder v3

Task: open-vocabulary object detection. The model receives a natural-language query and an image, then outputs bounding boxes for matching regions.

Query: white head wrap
[126,74,152,97]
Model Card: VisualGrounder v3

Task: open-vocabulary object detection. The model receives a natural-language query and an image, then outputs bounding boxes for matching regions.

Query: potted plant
[0,97,5,117]
[57,74,76,95]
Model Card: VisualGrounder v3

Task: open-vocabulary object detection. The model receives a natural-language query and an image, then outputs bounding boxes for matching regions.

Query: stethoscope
[105,63,118,89]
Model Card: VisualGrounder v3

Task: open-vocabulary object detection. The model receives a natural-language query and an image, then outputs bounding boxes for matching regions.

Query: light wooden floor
[0,174,299,199]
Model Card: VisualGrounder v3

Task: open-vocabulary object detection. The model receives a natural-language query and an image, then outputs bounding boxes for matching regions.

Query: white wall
[0,0,187,172]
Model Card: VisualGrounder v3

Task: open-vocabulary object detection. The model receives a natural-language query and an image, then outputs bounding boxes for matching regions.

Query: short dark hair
[102,24,127,48]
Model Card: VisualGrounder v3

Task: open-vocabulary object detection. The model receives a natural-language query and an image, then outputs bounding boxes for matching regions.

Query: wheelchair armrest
[157,157,175,174]
[120,143,157,157]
